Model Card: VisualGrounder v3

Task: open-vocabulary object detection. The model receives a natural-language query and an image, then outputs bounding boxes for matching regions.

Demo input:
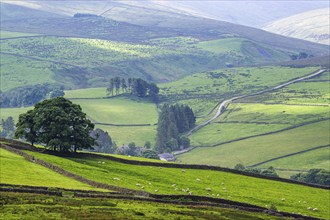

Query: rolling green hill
[0,35,297,92]
[0,148,98,190]
[8,147,327,219]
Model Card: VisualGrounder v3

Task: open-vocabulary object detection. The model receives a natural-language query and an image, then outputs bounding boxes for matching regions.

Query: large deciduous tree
[15,97,95,152]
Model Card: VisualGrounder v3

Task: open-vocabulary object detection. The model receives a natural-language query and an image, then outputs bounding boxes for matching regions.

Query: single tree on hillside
[15,97,95,152]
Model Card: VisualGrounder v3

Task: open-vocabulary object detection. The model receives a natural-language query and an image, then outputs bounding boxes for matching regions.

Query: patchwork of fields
[178,70,329,177]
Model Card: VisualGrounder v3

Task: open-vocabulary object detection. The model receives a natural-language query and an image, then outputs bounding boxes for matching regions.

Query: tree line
[156,104,195,153]
[0,84,64,108]
[107,77,159,102]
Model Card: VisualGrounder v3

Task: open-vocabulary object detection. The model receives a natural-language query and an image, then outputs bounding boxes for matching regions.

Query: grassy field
[0,106,32,122]
[258,146,330,171]
[190,123,288,146]
[0,30,39,38]
[71,96,158,125]
[0,192,284,220]
[159,66,318,103]
[0,54,57,92]
[0,148,98,190]
[21,150,330,219]
[178,120,330,168]
[217,103,329,124]
[65,87,108,99]
[96,125,157,147]
[239,71,330,105]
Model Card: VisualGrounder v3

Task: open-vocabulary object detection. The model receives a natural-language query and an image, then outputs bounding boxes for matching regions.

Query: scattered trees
[106,77,159,102]
[234,164,279,177]
[156,104,195,152]
[291,169,329,186]
[0,84,64,108]
[15,97,95,152]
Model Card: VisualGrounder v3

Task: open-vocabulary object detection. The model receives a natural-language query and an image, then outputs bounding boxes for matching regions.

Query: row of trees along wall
[106,77,159,102]
[156,104,195,153]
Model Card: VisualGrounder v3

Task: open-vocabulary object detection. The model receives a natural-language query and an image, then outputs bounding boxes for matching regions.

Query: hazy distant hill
[146,0,329,27]
[263,8,330,45]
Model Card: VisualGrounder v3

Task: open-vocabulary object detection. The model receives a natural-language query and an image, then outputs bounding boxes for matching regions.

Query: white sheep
[174,188,178,191]
[188,192,192,195]
[196,178,201,181]
[313,208,318,211]
[102,161,105,164]
[136,183,141,186]
[148,182,152,185]
[216,194,220,197]
[205,188,211,191]
[181,169,186,173]
[141,186,145,189]
[113,177,120,181]
[281,198,285,201]
[307,207,312,210]
[155,189,158,192]
[172,184,176,187]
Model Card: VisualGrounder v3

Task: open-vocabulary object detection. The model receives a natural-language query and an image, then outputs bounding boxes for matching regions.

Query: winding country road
[186,69,327,136]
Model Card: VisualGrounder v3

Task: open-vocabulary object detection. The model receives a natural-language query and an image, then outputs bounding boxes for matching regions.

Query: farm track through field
[248,144,330,168]
[187,69,327,136]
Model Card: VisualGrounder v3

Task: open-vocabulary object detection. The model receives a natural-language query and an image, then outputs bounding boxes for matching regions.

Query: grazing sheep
[136,183,141,186]
[113,177,120,181]
[188,192,192,195]
[205,188,211,191]
[172,184,176,187]
[196,178,201,181]
[141,186,144,189]
[182,189,186,192]
[155,189,158,192]
[148,182,152,185]
[307,207,312,210]
[222,188,226,190]
[174,188,178,191]
[98,161,101,164]
[212,194,215,196]
[313,208,318,211]
[102,161,105,164]
[281,198,285,201]
[181,170,186,173]
[216,194,220,197]
[221,182,224,185]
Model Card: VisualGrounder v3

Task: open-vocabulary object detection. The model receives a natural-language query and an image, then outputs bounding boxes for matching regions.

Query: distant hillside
[151,0,329,27]
[1,2,328,56]
[263,8,330,45]
[3,0,329,28]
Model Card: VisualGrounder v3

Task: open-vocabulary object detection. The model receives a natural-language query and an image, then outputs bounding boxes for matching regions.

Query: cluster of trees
[107,77,159,102]
[15,97,95,152]
[156,104,195,153]
[290,52,313,60]
[73,13,99,18]
[0,84,64,108]
[0,117,15,138]
[291,169,329,186]
[234,164,279,177]
[90,128,116,154]
[116,141,159,159]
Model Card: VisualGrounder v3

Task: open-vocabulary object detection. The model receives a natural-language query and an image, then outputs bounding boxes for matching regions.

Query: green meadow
[65,87,108,99]
[258,146,330,171]
[0,30,39,38]
[0,148,98,190]
[22,150,330,219]
[71,97,158,125]
[0,192,284,220]
[178,120,330,168]
[96,125,157,147]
